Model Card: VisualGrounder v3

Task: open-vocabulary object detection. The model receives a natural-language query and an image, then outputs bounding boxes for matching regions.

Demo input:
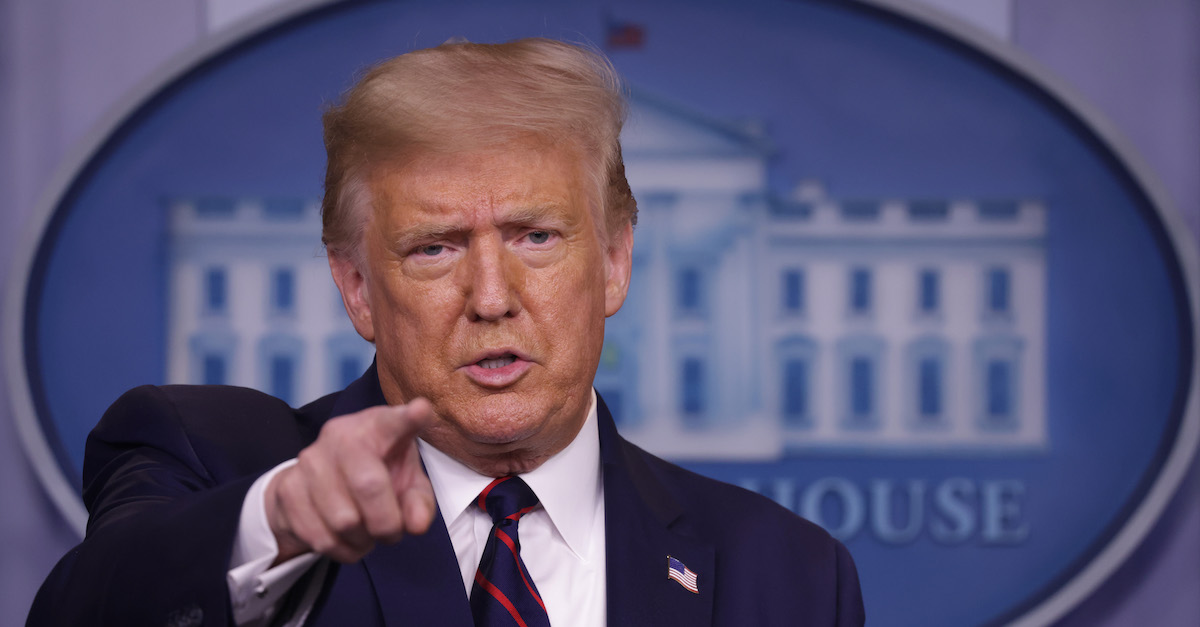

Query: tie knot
[476,476,539,525]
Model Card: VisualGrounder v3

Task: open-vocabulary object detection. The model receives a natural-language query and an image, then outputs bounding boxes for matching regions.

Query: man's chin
[459,417,547,447]
[427,419,553,476]
[424,388,588,467]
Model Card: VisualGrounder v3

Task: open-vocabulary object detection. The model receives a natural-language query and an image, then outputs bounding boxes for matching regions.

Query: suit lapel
[360,511,474,627]
[315,364,473,627]
[598,398,714,627]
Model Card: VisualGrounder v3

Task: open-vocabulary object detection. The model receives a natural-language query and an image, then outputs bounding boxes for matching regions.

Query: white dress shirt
[227,391,607,627]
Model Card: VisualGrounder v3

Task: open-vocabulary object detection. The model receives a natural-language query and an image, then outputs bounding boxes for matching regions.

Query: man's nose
[464,238,522,321]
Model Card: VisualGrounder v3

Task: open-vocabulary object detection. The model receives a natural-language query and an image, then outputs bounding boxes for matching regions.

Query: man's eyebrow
[392,222,467,247]
[498,204,576,228]
[389,204,578,248]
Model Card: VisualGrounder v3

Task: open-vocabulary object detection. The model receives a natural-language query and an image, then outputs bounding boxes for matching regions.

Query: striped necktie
[470,476,551,627]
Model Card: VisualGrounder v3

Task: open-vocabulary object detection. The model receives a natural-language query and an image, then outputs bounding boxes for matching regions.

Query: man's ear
[604,222,635,317]
[329,250,375,343]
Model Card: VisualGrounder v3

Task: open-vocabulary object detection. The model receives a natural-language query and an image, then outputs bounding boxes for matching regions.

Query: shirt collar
[417,390,602,559]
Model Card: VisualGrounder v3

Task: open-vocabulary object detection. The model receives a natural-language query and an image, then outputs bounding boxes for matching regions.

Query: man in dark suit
[29,38,864,626]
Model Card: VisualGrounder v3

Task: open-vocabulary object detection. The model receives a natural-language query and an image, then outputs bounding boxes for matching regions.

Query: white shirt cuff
[227,459,322,626]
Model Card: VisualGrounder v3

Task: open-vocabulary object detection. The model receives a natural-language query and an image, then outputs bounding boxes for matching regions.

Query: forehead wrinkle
[371,144,592,243]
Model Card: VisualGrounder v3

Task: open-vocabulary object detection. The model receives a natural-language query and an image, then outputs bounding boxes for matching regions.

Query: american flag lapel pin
[666,556,699,594]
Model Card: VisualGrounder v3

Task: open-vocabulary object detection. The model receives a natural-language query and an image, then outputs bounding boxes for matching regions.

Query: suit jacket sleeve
[27,385,314,627]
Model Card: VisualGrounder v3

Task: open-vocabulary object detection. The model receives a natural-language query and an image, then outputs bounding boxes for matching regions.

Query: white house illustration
[164,197,374,407]
[164,91,1047,459]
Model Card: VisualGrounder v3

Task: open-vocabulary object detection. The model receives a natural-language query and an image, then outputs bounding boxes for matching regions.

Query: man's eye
[418,244,444,256]
[527,230,551,244]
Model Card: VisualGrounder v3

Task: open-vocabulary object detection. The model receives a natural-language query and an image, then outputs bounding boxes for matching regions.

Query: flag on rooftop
[606,18,645,50]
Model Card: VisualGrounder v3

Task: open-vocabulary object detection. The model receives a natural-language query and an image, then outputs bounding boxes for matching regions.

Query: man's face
[331,140,633,475]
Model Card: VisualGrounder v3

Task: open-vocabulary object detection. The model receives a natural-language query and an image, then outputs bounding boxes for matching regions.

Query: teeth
[478,355,517,369]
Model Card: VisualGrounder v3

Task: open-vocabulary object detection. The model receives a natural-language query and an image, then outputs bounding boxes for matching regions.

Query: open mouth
[477,354,518,369]
[463,350,530,387]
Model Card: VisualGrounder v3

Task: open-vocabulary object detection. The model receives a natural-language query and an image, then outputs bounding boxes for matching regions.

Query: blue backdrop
[10,1,1196,625]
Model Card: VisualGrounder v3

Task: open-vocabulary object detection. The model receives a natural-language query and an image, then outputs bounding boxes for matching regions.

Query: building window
[195,197,235,217]
[849,268,872,315]
[595,338,638,428]
[783,358,809,424]
[338,355,361,389]
[680,357,706,421]
[598,388,625,425]
[326,333,371,392]
[842,200,880,221]
[205,267,227,313]
[849,357,874,419]
[973,336,1022,430]
[782,269,805,315]
[918,269,940,314]
[270,355,296,405]
[677,267,703,315]
[986,267,1011,315]
[203,354,227,385]
[190,333,236,387]
[271,268,296,314]
[918,357,942,418]
[906,337,949,427]
[640,191,679,209]
[979,200,1020,221]
[260,334,303,406]
[986,359,1013,420]
[838,336,883,427]
[908,200,950,221]
[775,336,816,428]
[599,342,621,372]
[262,197,305,220]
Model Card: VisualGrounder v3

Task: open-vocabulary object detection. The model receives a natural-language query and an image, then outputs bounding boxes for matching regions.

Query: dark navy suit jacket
[29,366,864,626]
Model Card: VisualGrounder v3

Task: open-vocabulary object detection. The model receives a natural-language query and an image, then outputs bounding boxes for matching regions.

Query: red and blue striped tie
[470,476,551,627]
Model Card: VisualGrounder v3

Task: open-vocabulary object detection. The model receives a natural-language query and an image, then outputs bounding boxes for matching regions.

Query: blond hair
[321,38,638,261]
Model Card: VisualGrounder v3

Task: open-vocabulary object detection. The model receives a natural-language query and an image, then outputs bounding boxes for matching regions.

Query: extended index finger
[370,398,433,451]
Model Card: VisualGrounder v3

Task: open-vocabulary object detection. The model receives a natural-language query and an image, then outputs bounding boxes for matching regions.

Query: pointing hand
[264,399,436,564]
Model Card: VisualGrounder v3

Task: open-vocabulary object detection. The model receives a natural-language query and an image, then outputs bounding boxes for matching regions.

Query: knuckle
[296,447,322,469]
[319,416,353,440]
[326,508,362,535]
[308,532,338,556]
[348,472,389,499]
[363,510,404,539]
